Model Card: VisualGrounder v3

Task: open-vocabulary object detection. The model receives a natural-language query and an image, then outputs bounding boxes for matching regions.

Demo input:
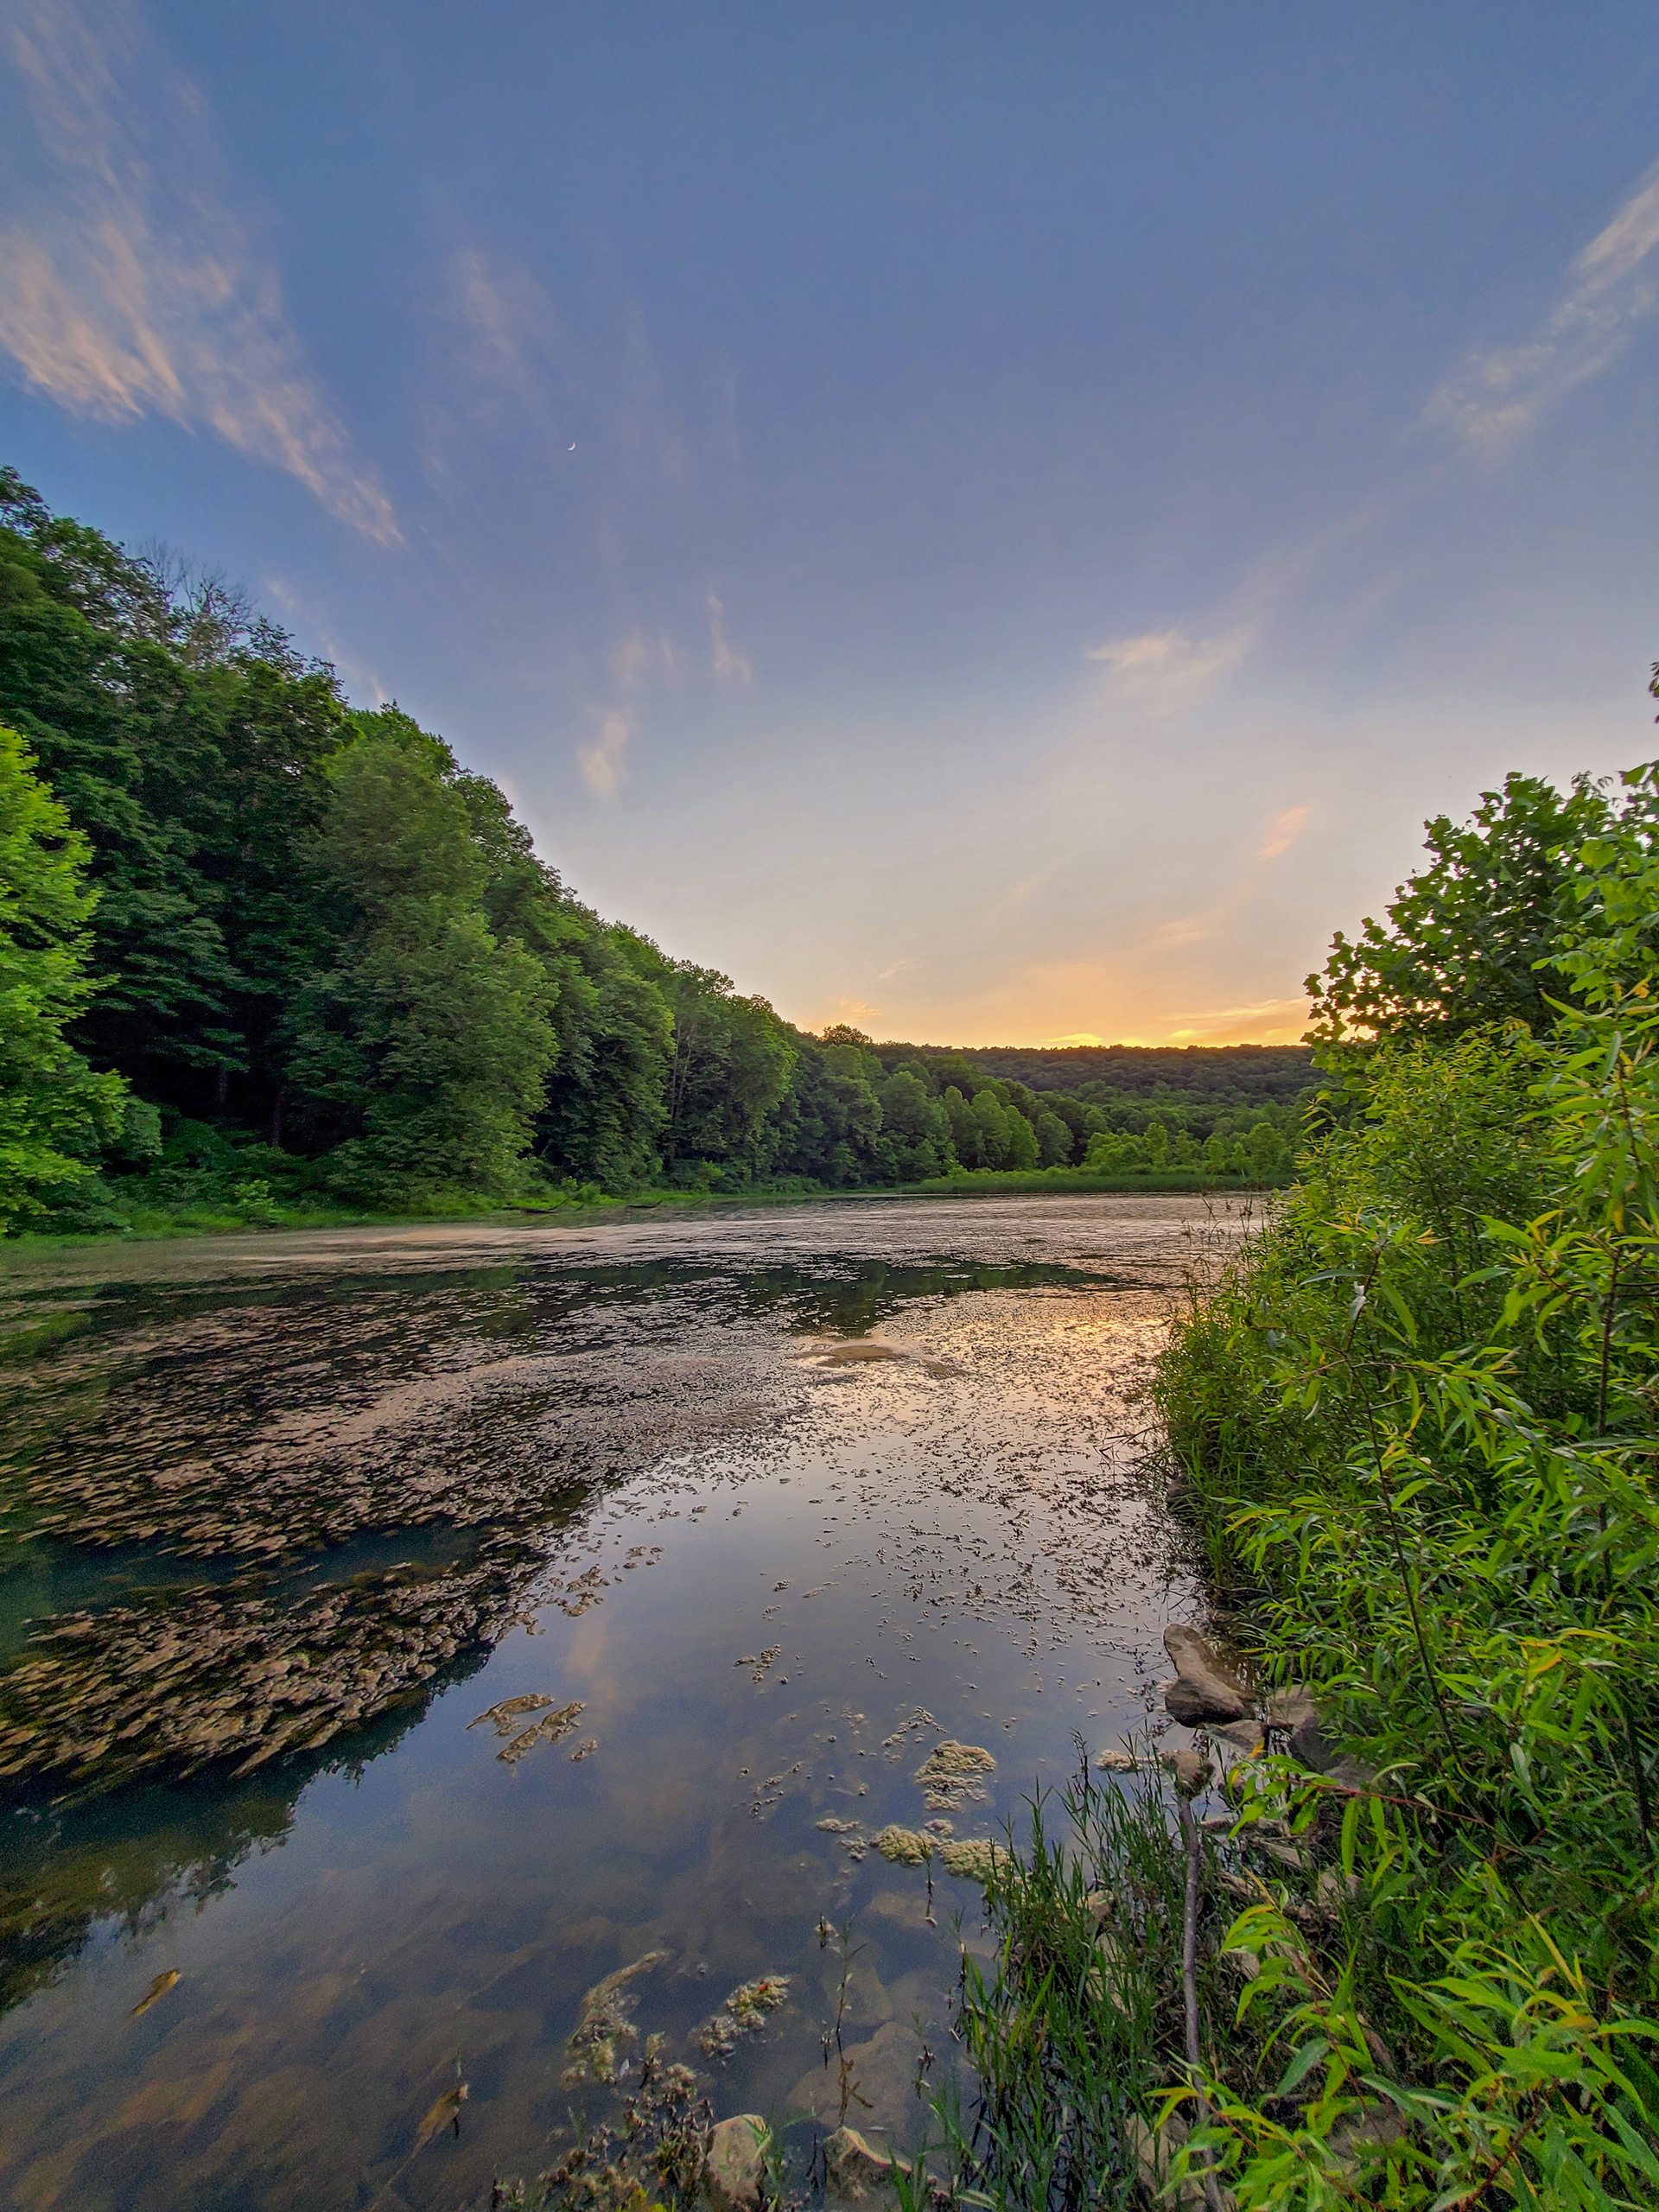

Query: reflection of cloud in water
[0,1195,1245,2203]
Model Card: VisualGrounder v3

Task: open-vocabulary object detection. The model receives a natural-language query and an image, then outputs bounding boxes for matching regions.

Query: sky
[1,2,1656,1047]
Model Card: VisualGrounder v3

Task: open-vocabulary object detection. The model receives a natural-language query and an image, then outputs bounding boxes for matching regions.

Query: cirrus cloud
[1084,624,1255,716]
[0,0,397,541]
[1426,156,1659,456]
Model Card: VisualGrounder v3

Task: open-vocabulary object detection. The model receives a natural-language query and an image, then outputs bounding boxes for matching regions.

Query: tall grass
[928,1006,1659,2209]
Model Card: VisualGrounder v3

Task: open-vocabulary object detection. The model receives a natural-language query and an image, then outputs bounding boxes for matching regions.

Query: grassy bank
[908,1015,1659,2209]
[3,1166,1287,1251]
[910,1167,1287,1196]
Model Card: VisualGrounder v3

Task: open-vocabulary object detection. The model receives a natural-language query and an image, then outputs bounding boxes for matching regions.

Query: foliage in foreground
[921,762,1659,2208]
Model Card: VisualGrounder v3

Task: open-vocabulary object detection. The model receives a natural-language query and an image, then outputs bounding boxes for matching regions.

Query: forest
[0,470,1300,1236]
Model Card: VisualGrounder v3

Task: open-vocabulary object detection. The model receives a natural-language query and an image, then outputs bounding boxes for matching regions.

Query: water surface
[0,1194,1240,2212]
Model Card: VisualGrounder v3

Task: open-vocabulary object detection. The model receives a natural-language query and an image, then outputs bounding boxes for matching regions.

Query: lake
[0,1193,1243,2212]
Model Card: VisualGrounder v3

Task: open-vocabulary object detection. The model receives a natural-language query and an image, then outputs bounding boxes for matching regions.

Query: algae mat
[0,1193,1242,2211]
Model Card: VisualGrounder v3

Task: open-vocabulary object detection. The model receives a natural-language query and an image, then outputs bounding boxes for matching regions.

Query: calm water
[0,1194,1242,2212]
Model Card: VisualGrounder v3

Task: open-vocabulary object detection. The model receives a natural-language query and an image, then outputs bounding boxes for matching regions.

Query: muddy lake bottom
[0,1195,1245,2212]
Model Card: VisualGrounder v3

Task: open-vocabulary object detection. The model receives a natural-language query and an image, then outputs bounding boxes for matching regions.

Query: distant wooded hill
[869,1041,1313,1106]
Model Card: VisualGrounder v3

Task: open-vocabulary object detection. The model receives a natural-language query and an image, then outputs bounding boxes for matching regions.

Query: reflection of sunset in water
[0,1194,1248,2210]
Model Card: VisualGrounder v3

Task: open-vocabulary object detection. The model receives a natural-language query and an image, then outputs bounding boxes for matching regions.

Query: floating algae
[913,1738,996,1811]
[733,1646,781,1682]
[0,1551,535,1796]
[468,1693,563,1735]
[872,1825,932,1866]
[129,1968,180,2017]
[938,1839,1005,1883]
[690,1974,791,2060]
[563,1950,670,2085]
[498,1702,585,1765]
[872,1823,1000,1879]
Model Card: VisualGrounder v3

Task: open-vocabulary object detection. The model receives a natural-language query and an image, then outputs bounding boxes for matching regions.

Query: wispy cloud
[708,589,753,685]
[0,0,396,539]
[1427,158,1659,455]
[1160,995,1307,1044]
[579,709,630,798]
[611,626,676,690]
[1084,625,1254,716]
[1258,804,1313,860]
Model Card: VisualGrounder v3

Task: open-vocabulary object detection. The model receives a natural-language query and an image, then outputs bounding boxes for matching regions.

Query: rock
[1265,1687,1318,1730]
[1288,1710,1341,1770]
[824,2125,897,2201]
[1162,1625,1251,1722]
[788,2021,918,2137]
[1126,2111,1233,2210]
[703,2114,770,2212]
[1326,2104,1409,2165]
[1163,1676,1224,1726]
[1289,1709,1375,1790]
[1165,1747,1212,1796]
[1211,1717,1265,1755]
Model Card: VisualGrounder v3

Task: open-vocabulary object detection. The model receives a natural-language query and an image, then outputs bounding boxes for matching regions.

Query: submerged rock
[702,2114,770,2212]
[824,2124,897,2201]
[788,2020,918,2136]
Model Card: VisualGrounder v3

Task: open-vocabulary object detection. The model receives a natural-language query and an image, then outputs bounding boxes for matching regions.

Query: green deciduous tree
[0,724,126,1225]
[1306,770,1619,1046]
[284,728,555,1200]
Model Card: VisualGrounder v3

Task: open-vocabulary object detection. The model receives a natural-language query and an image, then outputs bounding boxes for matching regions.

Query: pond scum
[477,770,1659,2212]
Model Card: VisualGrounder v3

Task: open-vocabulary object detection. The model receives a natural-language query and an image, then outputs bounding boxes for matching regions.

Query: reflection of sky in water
[0,1195,1243,2210]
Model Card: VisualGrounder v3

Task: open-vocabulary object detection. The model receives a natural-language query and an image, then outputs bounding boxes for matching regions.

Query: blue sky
[3,2,1656,1044]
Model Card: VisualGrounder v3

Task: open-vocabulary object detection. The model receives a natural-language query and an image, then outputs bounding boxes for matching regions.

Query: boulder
[1210,1717,1265,1755]
[1126,2111,1234,2210]
[1162,1626,1250,1723]
[1165,1746,1213,1796]
[789,2021,918,2137]
[824,2125,897,2202]
[703,2115,770,2212]
[1288,1709,1374,1790]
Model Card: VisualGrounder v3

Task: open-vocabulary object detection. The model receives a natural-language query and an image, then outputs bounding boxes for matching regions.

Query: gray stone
[1289,1709,1374,1789]
[824,2125,897,2201]
[703,2115,770,2212]
[1162,1626,1251,1722]
[1211,1717,1265,1754]
[1265,1687,1318,1729]
[1165,1747,1213,1796]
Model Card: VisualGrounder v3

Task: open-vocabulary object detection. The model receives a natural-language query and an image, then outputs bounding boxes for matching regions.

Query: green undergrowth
[913,772,1659,2206]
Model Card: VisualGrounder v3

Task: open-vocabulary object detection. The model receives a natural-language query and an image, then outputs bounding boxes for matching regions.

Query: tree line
[0,470,1299,1232]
